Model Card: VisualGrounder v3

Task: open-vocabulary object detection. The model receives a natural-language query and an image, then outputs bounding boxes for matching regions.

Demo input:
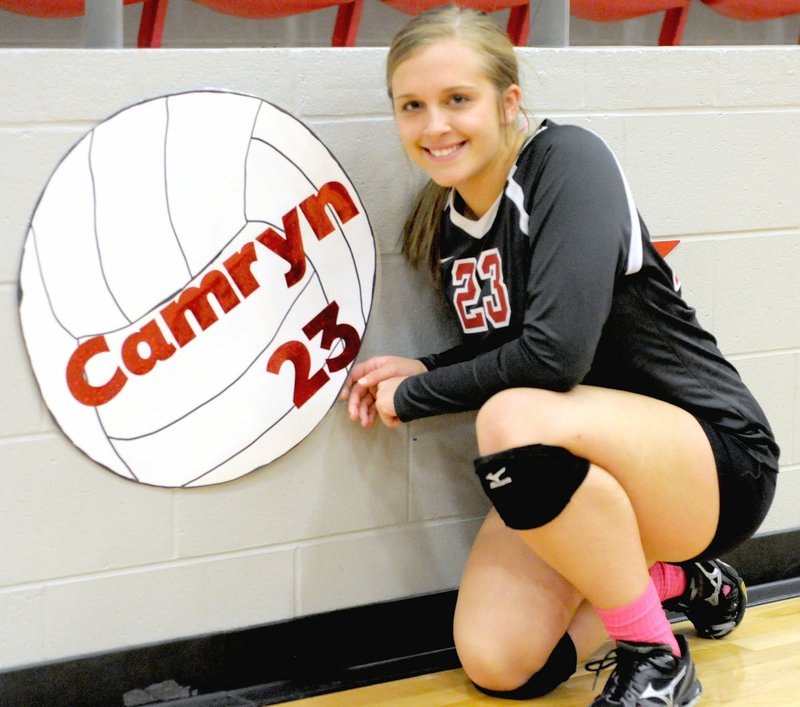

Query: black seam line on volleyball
[95,400,140,483]
[28,89,365,336]
[84,221,320,486]
[248,135,333,308]
[164,95,193,282]
[244,102,260,228]
[180,404,296,487]
[65,120,367,341]
[28,104,192,341]
[73,218,268,340]
[108,271,312,485]
[89,129,132,327]
[66,205,351,354]
[31,146,136,481]
[26,130,154,342]
[26,225,140,483]
[103,266,322,444]
[84,93,237,328]
[249,134,367,327]
[28,224,75,339]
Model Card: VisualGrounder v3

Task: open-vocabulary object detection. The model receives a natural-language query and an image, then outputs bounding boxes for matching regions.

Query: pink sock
[649,561,687,602]
[594,580,681,656]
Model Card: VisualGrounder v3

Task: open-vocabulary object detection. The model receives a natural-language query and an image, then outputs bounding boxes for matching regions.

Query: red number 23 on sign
[267,300,360,408]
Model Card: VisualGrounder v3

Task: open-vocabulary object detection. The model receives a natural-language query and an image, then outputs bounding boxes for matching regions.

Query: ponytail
[401,179,450,284]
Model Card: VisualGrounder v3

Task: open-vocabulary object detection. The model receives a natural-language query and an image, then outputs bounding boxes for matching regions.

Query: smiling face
[390,38,522,217]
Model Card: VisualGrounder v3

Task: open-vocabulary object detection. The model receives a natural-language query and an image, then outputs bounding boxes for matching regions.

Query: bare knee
[456,628,556,693]
[476,388,566,455]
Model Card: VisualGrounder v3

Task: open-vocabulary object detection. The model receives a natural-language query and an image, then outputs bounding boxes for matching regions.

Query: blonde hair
[386,4,523,281]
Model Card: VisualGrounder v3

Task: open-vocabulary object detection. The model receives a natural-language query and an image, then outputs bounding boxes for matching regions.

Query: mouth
[424,142,465,160]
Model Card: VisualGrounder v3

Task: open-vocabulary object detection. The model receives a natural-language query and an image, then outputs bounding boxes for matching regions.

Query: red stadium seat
[570,1,691,45]
[700,1,800,21]
[189,0,364,46]
[378,1,531,46]
[0,0,167,47]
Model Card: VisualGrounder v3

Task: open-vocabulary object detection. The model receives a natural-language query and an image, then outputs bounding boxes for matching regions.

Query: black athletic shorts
[693,417,778,561]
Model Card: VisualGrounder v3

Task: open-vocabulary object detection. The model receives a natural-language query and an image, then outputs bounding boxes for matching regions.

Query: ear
[501,84,523,126]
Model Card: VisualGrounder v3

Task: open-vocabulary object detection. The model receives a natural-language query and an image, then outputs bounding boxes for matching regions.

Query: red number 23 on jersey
[451,248,511,333]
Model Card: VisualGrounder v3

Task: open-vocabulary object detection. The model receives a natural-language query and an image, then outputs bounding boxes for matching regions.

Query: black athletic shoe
[586,634,702,706]
[663,559,747,639]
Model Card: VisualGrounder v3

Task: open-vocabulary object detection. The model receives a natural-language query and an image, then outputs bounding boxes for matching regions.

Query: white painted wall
[0,3,798,675]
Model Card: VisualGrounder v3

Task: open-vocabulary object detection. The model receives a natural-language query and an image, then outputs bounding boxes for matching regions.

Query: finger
[350,384,377,424]
[358,392,375,427]
[357,365,395,391]
[342,357,388,400]
[340,366,365,399]
[350,396,366,422]
[347,384,368,420]
[352,356,389,380]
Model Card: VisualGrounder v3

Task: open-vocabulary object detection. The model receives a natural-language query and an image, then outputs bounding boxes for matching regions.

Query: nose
[423,106,450,138]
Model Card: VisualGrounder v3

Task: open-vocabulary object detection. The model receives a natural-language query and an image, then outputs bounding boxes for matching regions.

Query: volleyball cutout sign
[19,90,375,488]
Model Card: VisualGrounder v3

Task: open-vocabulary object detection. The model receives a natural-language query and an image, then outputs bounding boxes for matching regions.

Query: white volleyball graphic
[19,90,375,487]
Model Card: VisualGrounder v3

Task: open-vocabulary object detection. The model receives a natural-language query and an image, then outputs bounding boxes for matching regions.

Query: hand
[340,355,426,428]
[374,376,405,428]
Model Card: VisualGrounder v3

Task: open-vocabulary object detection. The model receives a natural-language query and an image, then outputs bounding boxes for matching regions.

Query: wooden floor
[282,596,800,706]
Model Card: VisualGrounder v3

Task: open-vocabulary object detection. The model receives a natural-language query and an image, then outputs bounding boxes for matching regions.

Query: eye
[449,94,469,106]
[400,100,422,113]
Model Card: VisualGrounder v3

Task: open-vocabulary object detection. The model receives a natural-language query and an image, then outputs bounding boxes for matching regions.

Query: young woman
[340,6,779,705]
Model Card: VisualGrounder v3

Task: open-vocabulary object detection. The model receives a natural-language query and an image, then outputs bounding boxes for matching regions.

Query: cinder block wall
[0,27,798,676]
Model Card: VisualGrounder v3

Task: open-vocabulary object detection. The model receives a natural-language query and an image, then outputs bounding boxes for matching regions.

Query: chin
[423,167,465,188]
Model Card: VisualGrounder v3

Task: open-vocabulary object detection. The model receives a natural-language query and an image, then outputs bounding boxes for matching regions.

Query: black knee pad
[474,444,589,530]
[473,633,577,700]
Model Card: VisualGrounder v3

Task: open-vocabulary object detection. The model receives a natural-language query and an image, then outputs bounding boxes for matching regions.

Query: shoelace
[585,648,620,691]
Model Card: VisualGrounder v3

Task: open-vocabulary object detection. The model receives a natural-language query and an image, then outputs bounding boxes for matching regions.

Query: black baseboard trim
[719,526,800,586]
[2,527,798,707]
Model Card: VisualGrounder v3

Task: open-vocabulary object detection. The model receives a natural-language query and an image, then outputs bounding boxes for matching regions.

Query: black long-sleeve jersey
[394,120,779,468]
